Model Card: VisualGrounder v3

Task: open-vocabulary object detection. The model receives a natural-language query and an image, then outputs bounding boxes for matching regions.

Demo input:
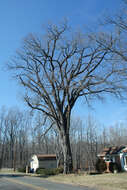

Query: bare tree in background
[85,115,98,171]
[70,117,84,170]
[0,107,31,170]
[95,1,127,67]
[0,107,8,169]
[8,22,127,173]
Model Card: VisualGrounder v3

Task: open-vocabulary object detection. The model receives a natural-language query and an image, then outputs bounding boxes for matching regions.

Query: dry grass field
[47,173,127,190]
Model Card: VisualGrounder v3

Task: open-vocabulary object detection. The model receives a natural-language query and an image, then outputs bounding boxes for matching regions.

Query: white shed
[30,154,57,172]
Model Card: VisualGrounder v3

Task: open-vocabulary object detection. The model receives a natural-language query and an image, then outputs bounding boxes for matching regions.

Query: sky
[0,0,126,127]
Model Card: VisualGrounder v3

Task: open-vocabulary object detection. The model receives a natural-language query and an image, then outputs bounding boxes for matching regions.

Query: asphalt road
[0,173,96,190]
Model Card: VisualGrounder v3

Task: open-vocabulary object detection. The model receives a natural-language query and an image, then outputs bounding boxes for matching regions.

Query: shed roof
[36,154,56,161]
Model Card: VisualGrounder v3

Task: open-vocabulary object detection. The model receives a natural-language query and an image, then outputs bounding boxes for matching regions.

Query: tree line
[0,106,127,171]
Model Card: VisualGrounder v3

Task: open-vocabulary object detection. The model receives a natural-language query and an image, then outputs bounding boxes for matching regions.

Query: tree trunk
[0,143,5,169]
[60,132,73,174]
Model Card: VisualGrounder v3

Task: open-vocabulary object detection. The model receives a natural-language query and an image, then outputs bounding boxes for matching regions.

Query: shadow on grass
[32,174,54,178]
[0,173,26,178]
[88,172,102,175]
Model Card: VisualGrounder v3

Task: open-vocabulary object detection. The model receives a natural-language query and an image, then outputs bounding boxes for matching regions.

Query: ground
[47,172,127,190]
[0,171,95,190]
[1,169,127,190]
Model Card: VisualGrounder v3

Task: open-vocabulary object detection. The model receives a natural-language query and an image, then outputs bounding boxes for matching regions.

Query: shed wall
[39,160,57,169]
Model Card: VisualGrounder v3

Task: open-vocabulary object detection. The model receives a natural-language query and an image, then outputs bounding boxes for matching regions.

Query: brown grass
[47,173,127,190]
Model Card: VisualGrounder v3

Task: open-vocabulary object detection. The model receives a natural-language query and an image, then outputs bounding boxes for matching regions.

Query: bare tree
[84,115,98,171]
[0,107,32,169]
[8,22,127,173]
[70,117,84,170]
[95,1,127,68]
[0,107,8,169]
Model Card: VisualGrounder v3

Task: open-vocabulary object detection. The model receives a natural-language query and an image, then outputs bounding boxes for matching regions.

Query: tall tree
[8,22,127,173]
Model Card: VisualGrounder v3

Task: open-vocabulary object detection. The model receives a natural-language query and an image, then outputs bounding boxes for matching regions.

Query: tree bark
[60,131,73,174]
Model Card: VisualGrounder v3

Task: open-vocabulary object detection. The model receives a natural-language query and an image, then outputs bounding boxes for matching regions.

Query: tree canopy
[8,21,127,173]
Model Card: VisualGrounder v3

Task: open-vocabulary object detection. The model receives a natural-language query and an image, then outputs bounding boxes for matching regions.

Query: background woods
[0,107,127,171]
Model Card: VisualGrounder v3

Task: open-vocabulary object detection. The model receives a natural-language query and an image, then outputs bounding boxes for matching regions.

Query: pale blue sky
[0,0,126,126]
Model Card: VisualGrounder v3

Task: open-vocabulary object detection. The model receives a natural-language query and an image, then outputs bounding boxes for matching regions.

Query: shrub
[96,158,107,173]
[53,167,63,174]
[109,162,121,173]
[36,168,54,175]
[36,168,45,175]
[18,167,26,173]
[36,167,63,175]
